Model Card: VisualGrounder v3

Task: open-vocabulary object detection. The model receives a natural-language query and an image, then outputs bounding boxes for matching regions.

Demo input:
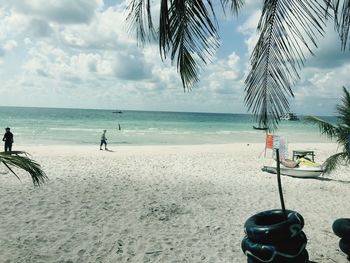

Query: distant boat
[280,113,299,121]
[112,111,123,114]
[253,126,268,131]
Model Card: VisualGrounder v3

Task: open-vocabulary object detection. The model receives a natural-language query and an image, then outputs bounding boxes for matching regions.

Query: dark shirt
[3,131,13,143]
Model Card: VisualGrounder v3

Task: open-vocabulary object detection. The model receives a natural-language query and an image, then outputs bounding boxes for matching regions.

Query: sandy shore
[0,143,349,263]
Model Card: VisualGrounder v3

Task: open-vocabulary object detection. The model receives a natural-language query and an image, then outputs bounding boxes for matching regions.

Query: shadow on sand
[301,176,350,184]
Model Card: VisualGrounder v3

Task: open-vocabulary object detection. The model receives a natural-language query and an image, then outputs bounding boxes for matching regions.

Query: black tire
[339,238,350,255]
[247,249,309,262]
[244,209,304,244]
[242,232,307,262]
[333,218,350,238]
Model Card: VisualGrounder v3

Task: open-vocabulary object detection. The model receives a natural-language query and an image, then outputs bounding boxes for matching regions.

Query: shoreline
[13,141,337,149]
[16,142,338,162]
[12,133,332,146]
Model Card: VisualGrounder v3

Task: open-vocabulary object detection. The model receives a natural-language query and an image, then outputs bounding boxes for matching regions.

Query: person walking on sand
[100,130,108,150]
[2,127,14,152]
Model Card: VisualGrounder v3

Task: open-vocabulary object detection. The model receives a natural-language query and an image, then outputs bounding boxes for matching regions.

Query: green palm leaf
[127,0,243,90]
[337,86,350,126]
[322,151,349,173]
[126,0,156,43]
[0,151,47,187]
[160,0,221,90]
[306,87,350,173]
[327,0,350,50]
[245,0,328,130]
[304,116,338,139]
[220,0,245,15]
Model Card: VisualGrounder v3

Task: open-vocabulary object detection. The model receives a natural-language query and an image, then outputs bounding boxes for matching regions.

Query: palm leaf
[338,0,350,50]
[161,0,221,90]
[336,125,350,149]
[306,87,350,173]
[126,0,156,43]
[0,151,47,187]
[304,116,338,138]
[127,0,243,90]
[220,0,245,15]
[337,86,350,126]
[322,151,349,173]
[245,0,328,130]
[327,0,350,50]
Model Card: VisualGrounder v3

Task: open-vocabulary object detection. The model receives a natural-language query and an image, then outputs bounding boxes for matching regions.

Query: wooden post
[264,130,267,157]
[276,148,287,220]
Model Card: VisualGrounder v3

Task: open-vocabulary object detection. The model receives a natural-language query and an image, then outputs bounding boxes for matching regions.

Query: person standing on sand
[100,130,108,150]
[2,127,14,152]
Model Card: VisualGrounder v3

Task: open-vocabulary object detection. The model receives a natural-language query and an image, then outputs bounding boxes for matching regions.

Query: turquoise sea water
[0,107,336,145]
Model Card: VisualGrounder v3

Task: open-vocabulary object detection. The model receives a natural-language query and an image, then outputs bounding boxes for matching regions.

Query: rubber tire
[333,218,350,238]
[247,249,309,263]
[339,238,350,256]
[242,232,307,262]
[247,250,309,263]
[244,209,304,244]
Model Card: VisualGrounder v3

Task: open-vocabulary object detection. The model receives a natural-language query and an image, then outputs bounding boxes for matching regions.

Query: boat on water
[253,126,268,131]
[280,113,299,121]
[112,111,123,114]
[262,165,324,178]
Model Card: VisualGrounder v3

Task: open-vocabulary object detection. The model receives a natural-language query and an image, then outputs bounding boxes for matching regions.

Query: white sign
[273,136,288,160]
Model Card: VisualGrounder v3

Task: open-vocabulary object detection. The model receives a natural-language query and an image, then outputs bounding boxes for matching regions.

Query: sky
[0,0,349,115]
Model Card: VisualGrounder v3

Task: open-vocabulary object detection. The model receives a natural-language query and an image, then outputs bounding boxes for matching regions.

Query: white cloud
[113,51,152,80]
[29,19,53,38]
[0,9,28,40]
[2,0,103,24]
[3,40,17,51]
[59,6,134,50]
[237,10,260,34]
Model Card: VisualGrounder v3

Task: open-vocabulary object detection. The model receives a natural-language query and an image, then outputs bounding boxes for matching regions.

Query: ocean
[0,107,336,146]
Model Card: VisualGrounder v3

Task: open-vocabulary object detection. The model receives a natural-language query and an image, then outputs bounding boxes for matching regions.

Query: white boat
[262,165,324,178]
[280,113,299,121]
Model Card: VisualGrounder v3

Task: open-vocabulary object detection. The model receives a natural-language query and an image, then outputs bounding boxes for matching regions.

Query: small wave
[49,127,98,132]
[160,131,194,135]
[122,129,194,135]
[214,130,236,135]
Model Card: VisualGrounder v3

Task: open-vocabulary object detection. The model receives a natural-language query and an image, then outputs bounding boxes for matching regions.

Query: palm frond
[126,0,156,44]
[306,87,350,173]
[220,0,245,15]
[335,125,350,149]
[324,0,338,20]
[324,0,350,50]
[322,151,349,173]
[339,0,350,50]
[245,0,328,130]
[127,0,243,90]
[337,86,350,126]
[0,151,47,187]
[161,0,221,90]
[304,116,338,139]
[329,0,350,50]
[160,0,171,58]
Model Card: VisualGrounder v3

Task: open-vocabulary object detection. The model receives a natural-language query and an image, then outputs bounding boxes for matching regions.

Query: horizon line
[0,105,336,117]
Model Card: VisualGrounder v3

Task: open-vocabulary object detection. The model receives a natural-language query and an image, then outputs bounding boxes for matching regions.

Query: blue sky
[0,0,349,115]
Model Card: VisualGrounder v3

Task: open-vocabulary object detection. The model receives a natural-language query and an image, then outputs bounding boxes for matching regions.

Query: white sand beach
[0,143,349,263]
